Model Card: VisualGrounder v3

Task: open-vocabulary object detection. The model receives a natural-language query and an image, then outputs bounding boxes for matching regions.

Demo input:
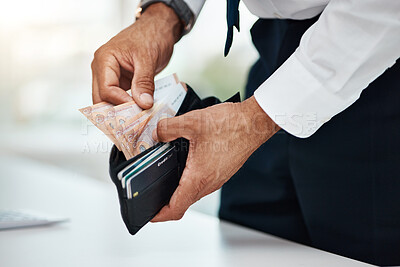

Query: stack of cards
[117,143,178,199]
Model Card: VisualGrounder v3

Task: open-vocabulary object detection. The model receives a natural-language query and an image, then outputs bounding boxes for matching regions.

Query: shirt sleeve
[254,0,400,138]
[183,0,206,19]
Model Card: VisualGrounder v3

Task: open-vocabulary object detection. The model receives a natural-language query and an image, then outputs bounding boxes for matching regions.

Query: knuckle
[156,122,166,140]
[192,120,202,133]
[92,47,107,70]
[185,112,201,135]
[148,43,161,60]
[172,212,184,221]
[167,203,184,221]
[199,177,209,189]
[90,59,96,71]
[158,117,177,138]
[157,119,168,132]
[93,46,105,59]
[135,77,154,92]
[93,45,114,63]
[99,89,112,102]
[193,177,207,196]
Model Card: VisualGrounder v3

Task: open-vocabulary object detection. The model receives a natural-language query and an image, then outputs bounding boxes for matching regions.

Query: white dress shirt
[183,0,400,137]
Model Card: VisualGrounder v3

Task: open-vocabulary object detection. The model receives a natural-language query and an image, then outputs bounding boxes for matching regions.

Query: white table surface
[0,154,372,267]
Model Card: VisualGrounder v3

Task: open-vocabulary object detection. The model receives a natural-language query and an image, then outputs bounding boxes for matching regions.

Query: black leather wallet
[109,85,240,235]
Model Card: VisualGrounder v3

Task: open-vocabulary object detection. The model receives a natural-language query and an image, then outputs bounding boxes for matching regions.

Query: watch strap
[139,0,194,34]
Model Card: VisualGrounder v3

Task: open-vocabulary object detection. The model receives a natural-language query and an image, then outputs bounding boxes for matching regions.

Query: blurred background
[0,0,258,216]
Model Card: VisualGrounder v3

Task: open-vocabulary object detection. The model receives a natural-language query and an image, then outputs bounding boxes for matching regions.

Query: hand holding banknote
[80,74,186,159]
[91,3,183,107]
[151,96,280,222]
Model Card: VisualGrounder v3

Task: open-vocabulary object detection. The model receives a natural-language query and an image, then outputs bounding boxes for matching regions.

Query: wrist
[241,96,280,146]
[140,3,183,43]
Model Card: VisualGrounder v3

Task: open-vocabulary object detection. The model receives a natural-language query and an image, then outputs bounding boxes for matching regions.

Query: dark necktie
[224,0,240,56]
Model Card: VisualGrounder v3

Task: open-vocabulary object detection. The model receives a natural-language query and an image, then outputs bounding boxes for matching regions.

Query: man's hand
[151,96,280,222]
[91,3,183,108]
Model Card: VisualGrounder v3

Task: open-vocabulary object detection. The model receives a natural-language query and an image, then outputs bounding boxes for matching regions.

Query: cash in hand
[80,74,187,160]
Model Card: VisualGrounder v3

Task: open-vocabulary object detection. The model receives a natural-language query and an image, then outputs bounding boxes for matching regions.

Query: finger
[120,75,132,91]
[119,68,133,91]
[131,60,155,109]
[92,74,102,104]
[151,169,199,222]
[101,85,134,105]
[121,67,133,82]
[155,114,196,142]
[96,54,133,105]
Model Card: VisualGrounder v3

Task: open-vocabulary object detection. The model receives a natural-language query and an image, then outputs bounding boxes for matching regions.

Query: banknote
[110,73,181,157]
[132,104,176,155]
[107,101,142,157]
[128,83,187,156]
[79,102,122,150]
[116,104,159,159]
[114,74,183,158]
[152,73,180,101]
[80,73,186,159]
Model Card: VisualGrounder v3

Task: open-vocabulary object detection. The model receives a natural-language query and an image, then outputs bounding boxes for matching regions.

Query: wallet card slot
[122,166,179,234]
[109,143,163,186]
[129,165,178,200]
[126,145,178,198]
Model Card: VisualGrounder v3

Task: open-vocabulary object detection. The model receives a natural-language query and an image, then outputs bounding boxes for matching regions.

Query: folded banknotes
[80,74,187,159]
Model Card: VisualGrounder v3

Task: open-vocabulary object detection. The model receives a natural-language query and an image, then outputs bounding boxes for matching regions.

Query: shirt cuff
[254,51,349,138]
[183,0,205,19]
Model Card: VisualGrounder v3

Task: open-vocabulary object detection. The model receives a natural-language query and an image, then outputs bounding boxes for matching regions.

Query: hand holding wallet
[109,85,240,235]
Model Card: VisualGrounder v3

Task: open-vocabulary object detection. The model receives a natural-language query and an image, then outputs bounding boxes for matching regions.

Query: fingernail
[140,93,153,107]
[152,129,158,142]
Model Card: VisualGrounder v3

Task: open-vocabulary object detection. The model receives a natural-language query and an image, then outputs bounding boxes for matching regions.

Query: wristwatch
[136,0,195,35]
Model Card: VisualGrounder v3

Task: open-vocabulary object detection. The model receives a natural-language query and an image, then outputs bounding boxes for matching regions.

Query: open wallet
[109,85,241,235]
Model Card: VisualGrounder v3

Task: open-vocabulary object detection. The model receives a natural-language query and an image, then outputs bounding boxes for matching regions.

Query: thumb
[153,114,195,143]
[131,62,155,109]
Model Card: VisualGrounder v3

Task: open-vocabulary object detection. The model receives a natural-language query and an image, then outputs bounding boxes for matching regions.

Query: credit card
[117,143,163,181]
[121,143,172,189]
[126,145,178,199]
